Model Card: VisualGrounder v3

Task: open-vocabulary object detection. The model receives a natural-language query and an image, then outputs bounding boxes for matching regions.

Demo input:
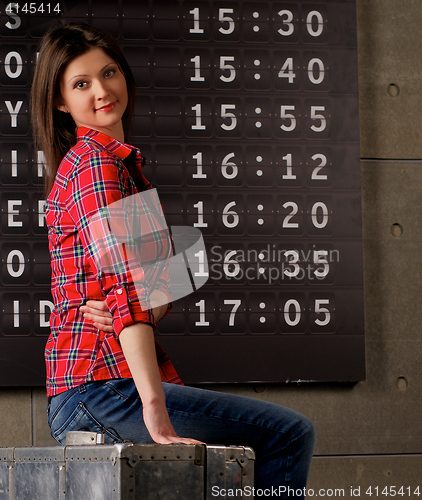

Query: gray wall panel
[308,455,422,494]
[357,0,422,159]
[362,162,422,342]
[32,388,57,447]
[0,389,31,447]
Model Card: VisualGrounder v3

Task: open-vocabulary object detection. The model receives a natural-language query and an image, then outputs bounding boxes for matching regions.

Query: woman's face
[57,47,128,141]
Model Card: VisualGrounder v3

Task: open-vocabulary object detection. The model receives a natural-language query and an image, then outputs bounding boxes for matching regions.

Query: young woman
[31,22,315,497]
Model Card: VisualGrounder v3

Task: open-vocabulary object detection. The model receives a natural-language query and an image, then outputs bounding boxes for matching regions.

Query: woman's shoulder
[69,134,121,166]
[57,136,126,188]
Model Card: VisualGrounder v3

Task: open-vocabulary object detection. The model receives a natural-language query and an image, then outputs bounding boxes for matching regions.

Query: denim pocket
[104,379,134,400]
[48,386,80,428]
[51,401,120,445]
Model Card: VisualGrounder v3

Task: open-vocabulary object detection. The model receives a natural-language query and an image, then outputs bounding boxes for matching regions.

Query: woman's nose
[94,80,109,98]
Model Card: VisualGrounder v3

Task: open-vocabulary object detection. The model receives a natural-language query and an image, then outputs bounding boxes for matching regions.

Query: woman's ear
[55,96,68,113]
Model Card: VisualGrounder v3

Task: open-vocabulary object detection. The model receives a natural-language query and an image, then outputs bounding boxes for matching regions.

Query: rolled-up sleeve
[65,151,171,335]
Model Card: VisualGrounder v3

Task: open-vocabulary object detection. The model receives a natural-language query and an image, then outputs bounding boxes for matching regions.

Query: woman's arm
[80,294,199,443]
[119,322,202,444]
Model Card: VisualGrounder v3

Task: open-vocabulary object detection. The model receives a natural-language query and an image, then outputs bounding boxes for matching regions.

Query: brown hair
[31,22,136,196]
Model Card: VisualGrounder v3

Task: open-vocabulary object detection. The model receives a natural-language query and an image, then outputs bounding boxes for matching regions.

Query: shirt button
[117,289,123,295]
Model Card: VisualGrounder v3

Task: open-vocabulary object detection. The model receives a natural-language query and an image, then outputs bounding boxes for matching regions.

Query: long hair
[31,22,136,196]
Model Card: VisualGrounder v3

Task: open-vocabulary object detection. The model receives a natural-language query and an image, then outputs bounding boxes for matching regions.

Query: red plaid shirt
[45,127,182,396]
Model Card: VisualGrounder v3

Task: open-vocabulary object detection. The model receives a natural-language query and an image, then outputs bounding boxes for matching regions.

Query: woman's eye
[75,81,87,89]
[104,69,115,78]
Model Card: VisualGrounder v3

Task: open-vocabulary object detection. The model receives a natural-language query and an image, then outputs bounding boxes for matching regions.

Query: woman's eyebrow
[68,74,88,83]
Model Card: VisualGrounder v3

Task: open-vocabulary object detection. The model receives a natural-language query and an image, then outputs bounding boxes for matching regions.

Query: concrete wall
[1,0,422,490]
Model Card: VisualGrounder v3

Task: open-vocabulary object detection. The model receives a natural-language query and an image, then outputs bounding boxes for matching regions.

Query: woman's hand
[81,290,169,332]
[142,400,203,445]
[80,300,113,333]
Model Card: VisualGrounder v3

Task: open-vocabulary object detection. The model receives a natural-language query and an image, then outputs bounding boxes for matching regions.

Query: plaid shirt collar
[76,127,135,161]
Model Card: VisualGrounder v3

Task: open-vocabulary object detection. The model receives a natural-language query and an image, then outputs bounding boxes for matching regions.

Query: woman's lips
[96,102,116,112]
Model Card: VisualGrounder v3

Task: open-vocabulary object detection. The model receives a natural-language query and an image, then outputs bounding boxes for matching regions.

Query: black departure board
[0,0,365,386]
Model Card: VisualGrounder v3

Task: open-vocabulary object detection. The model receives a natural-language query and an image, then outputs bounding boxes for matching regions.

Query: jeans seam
[48,386,80,426]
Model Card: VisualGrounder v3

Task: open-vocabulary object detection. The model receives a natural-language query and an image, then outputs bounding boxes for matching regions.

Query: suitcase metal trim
[0,449,14,500]
[207,445,255,498]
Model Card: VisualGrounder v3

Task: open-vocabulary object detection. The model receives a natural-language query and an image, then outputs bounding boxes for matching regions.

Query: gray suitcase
[0,433,255,499]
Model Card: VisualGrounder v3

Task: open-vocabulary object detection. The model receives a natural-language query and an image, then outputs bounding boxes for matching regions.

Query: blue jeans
[48,380,315,498]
